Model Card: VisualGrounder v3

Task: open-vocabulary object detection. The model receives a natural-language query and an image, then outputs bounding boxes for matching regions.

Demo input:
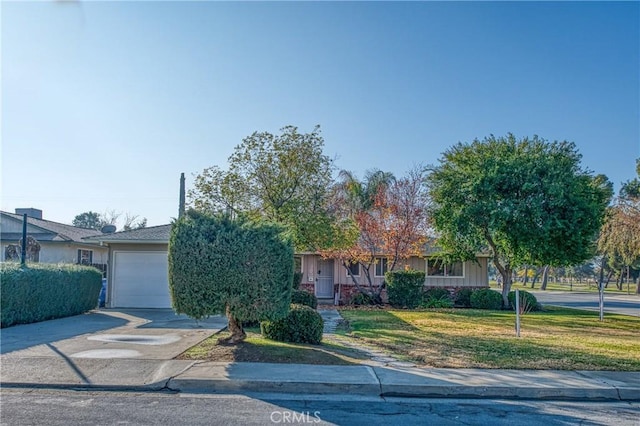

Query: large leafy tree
[427,134,612,307]
[72,210,147,231]
[321,168,429,302]
[72,211,103,230]
[189,125,334,250]
[598,159,640,293]
[168,211,294,344]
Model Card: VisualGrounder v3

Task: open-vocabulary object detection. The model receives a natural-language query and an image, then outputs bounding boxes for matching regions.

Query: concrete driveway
[1,309,228,360]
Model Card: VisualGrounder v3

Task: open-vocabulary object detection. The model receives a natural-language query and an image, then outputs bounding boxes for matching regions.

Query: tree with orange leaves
[321,167,429,303]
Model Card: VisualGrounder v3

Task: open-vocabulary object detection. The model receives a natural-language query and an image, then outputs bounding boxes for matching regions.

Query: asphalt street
[529,290,640,317]
[1,389,639,426]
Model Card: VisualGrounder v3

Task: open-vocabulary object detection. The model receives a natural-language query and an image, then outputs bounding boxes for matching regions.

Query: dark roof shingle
[83,224,171,243]
[1,211,103,243]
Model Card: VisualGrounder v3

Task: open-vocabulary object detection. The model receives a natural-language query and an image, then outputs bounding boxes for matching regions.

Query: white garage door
[112,251,171,308]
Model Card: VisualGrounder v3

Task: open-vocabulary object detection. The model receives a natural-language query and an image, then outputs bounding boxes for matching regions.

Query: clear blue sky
[2,1,638,227]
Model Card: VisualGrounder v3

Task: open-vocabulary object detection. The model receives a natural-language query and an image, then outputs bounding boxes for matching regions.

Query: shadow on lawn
[228,341,361,365]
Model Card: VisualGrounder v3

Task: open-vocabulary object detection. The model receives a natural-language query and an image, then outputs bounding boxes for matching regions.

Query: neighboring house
[86,223,489,309]
[0,209,108,270]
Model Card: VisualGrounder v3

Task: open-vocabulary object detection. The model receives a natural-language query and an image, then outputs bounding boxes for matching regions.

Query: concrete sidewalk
[1,308,638,401]
[1,357,638,401]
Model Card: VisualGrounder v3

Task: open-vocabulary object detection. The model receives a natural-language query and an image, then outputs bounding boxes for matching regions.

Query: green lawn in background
[338,306,640,370]
[490,280,638,294]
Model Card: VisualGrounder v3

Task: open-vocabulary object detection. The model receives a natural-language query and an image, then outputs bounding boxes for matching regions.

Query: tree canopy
[72,211,103,230]
[598,158,640,292]
[72,210,147,231]
[189,125,334,250]
[168,211,294,343]
[426,134,612,306]
[321,167,429,302]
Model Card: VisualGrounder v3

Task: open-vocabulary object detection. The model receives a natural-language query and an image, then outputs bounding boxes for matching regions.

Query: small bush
[420,287,453,308]
[349,292,376,306]
[423,287,451,301]
[470,288,503,310]
[420,296,454,309]
[261,304,324,344]
[292,271,304,290]
[1,263,102,328]
[386,270,426,308]
[508,290,540,312]
[291,289,317,309]
[454,288,474,308]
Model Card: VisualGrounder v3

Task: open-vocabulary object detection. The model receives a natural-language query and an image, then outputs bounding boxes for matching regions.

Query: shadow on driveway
[1,311,128,355]
[0,309,227,355]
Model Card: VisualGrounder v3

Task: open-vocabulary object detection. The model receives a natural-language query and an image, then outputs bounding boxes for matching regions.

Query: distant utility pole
[20,214,27,266]
[179,172,186,218]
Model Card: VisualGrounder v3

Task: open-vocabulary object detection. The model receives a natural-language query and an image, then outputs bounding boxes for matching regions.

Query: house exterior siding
[297,254,489,303]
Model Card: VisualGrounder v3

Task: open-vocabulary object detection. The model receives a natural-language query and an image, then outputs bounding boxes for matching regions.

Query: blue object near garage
[98,278,107,308]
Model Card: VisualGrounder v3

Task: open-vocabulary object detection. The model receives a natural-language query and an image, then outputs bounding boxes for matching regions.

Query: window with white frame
[426,259,463,277]
[347,261,360,277]
[374,257,388,277]
[294,256,303,273]
[77,249,93,265]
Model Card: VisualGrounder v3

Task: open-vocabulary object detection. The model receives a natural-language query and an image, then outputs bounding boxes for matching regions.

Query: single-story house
[0,208,108,269]
[85,224,489,309]
[296,252,490,303]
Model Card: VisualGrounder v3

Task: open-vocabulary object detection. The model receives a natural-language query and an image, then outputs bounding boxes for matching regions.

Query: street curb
[167,378,381,396]
[3,380,638,401]
[0,382,172,393]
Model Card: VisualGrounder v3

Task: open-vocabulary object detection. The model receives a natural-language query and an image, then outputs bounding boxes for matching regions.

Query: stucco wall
[1,242,108,264]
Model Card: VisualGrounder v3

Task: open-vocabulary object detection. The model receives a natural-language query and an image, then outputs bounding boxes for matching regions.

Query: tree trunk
[540,265,550,290]
[530,267,543,289]
[218,305,246,345]
[617,269,623,290]
[500,266,513,309]
[523,266,529,286]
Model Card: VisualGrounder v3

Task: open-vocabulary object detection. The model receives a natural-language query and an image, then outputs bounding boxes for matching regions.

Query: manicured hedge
[1,262,102,328]
[291,289,317,309]
[386,270,426,308]
[261,304,324,344]
[470,288,503,310]
[168,211,294,322]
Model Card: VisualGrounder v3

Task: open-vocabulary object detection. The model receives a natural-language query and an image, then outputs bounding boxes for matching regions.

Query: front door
[315,258,334,298]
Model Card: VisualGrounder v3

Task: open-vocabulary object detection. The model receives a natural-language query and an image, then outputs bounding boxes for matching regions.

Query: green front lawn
[338,306,640,370]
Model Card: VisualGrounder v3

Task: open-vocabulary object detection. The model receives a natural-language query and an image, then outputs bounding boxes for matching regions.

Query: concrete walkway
[1,309,639,401]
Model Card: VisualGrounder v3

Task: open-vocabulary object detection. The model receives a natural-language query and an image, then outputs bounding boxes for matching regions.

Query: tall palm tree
[334,169,395,217]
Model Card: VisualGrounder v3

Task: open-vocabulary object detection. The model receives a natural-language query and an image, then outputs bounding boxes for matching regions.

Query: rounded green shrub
[470,288,503,310]
[454,288,474,308]
[386,270,426,308]
[291,289,317,309]
[350,292,375,306]
[508,290,540,311]
[261,304,324,344]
